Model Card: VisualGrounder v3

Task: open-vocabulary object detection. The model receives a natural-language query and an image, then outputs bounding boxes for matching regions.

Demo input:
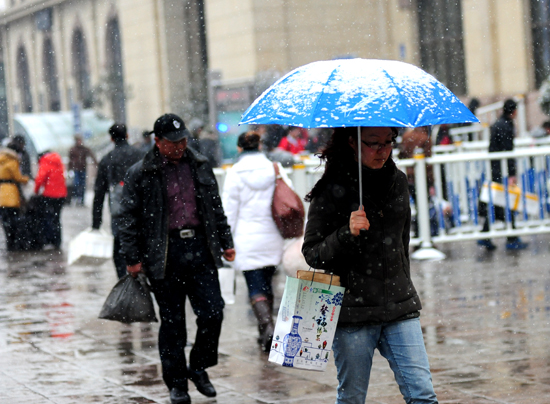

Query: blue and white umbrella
[240,58,478,128]
[240,58,479,207]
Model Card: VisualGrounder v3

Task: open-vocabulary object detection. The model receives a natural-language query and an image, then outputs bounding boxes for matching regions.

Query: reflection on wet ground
[0,204,550,403]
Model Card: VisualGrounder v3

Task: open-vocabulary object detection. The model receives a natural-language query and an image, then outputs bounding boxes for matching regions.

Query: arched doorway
[105,16,126,123]
[71,28,92,108]
[16,45,33,113]
[43,36,60,111]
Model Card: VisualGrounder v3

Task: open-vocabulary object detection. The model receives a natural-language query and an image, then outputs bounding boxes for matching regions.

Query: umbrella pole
[357,126,363,208]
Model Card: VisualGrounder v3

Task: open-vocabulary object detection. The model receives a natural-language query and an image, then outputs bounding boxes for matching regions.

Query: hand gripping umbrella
[239,58,479,206]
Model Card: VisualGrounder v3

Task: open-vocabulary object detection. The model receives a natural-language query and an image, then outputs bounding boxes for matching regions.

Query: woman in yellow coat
[0,144,29,250]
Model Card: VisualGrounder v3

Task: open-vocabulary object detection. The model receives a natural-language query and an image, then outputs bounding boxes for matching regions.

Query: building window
[16,45,33,113]
[417,0,467,95]
[531,0,550,87]
[43,36,61,111]
[72,28,92,108]
[105,17,126,123]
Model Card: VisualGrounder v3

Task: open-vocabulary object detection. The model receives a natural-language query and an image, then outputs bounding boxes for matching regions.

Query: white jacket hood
[222,151,293,271]
[233,152,276,190]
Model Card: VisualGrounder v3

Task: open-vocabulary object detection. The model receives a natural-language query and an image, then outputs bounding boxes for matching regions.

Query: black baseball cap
[153,113,191,142]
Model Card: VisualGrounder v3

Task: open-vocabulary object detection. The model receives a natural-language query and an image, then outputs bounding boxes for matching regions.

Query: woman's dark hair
[37,150,51,160]
[6,142,19,153]
[237,131,261,151]
[305,126,398,201]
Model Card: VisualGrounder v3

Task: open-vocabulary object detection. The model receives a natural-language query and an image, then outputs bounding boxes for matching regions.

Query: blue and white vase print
[282,315,302,367]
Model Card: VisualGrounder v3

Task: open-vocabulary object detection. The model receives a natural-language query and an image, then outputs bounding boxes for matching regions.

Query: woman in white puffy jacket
[222,131,292,352]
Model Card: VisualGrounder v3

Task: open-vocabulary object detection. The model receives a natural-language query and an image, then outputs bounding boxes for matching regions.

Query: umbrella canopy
[239,58,479,128]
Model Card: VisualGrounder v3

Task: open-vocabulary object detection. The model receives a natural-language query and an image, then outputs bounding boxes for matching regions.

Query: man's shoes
[506,239,529,250]
[477,239,497,251]
[188,368,216,397]
[170,387,191,404]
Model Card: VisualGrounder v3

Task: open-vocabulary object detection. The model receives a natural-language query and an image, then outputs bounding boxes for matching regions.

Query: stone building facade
[206,0,550,128]
[0,0,549,137]
[0,0,209,136]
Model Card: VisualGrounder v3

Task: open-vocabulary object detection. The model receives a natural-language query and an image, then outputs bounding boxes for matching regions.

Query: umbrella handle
[358,126,363,208]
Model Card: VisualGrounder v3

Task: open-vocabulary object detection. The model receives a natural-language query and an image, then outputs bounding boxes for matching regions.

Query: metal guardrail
[214,144,550,261]
[407,146,550,260]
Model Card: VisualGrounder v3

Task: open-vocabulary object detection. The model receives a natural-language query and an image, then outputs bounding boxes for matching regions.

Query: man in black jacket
[118,113,235,404]
[92,123,144,278]
[478,99,528,251]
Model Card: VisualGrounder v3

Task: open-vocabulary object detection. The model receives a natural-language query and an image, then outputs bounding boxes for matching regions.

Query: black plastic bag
[99,274,158,323]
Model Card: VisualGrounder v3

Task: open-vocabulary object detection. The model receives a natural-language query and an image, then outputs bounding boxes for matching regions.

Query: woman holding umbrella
[302,126,438,404]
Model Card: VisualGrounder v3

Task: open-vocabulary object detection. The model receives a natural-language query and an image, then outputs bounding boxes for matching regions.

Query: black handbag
[99,273,158,323]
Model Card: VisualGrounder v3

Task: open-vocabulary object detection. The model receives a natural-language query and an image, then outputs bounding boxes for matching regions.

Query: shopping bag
[98,274,158,323]
[268,271,345,371]
[282,236,310,277]
[480,181,539,216]
[218,266,236,305]
[68,228,113,266]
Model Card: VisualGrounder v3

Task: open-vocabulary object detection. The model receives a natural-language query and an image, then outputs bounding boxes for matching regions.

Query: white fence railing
[214,144,550,261]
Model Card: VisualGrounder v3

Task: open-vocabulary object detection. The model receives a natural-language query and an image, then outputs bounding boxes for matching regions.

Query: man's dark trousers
[149,229,224,391]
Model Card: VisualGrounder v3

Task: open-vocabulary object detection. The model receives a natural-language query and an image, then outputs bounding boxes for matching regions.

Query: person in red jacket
[35,151,68,249]
[277,126,308,154]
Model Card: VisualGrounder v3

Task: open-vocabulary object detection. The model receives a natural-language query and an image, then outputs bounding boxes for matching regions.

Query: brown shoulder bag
[271,163,305,239]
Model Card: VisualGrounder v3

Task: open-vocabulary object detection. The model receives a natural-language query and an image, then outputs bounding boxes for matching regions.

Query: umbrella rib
[379,68,415,127]
[305,65,342,128]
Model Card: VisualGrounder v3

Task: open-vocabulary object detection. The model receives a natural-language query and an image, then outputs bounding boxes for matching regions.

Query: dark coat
[489,114,516,182]
[117,145,233,279]
[92,141,144,229]
[301,159,421,325]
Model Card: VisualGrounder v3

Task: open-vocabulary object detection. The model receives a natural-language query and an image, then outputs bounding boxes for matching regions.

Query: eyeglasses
[361,140,395,151]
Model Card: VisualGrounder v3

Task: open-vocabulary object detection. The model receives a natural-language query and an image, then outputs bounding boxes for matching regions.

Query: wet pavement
[1,201,550,403]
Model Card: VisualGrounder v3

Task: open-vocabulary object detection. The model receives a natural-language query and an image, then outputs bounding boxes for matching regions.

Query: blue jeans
[243,266,276,299]
[333,318,437,404]
[73,170,86,203]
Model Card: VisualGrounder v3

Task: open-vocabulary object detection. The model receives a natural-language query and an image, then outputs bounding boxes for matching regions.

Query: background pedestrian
[10,134,32,178]
[277,126,308,154]
[478,99,528,251]
[92,123,144,279]
[35,151,67,249]
[0,142,29,251]
[222,131,292,352]
[68,134,97,206]
[255,125,295,167]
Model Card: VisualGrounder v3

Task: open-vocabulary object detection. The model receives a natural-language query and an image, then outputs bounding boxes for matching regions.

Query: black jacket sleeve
[92,159,109,229]
[302,191,359,270]
[117,165,143,266]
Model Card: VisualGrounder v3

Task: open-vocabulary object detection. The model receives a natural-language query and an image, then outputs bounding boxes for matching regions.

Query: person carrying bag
[222,131,296,352]
[301,127,438,404]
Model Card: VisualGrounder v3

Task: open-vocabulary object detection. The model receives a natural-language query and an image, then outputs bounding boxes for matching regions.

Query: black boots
[251,294,274,352]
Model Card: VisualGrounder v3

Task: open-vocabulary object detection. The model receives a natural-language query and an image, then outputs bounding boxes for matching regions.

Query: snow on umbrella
[240,58,479,208]
[239,58,478,128]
